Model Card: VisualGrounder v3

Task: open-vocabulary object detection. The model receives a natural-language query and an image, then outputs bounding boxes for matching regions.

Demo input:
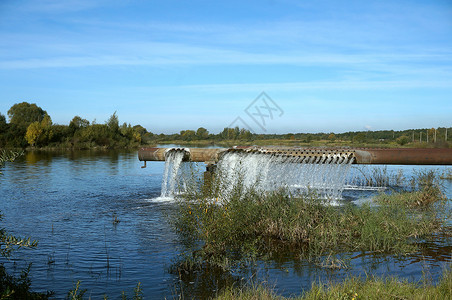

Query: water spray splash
[215,151,353,200]
[160,150,186,198]
[160,148,353,200]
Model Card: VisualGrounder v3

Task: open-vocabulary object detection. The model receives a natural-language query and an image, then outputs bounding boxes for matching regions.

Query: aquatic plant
[66,281,143,300]
[171,169,449,271]
[67,281,87,300]
[0,264,53,299]
[0,150,22,175]
[214,266,452,300]
[374,170,447,208]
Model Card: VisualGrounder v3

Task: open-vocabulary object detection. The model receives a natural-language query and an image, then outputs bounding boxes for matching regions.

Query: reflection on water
[0,150,451,298]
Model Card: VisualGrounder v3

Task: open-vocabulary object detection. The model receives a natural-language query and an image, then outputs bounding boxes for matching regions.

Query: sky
[0,0,451,134]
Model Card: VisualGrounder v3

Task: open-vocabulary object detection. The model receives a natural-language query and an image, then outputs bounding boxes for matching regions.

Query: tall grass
[215,266,452,300]
[374,170,448,208]
[171,168,449,271]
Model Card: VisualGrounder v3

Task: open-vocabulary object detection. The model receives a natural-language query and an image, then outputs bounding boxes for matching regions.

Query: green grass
[215,266,452,300]
[171,170,449,271]
[150,138,452,149]
[374,170,447,208]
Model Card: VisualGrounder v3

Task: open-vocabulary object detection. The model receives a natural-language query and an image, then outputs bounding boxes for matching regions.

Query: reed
[374,169,447,208]
[172,169,449,270]
[215,266,452,300]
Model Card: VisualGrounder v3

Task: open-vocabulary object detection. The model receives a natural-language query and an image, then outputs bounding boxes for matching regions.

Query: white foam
[145,196,176,203]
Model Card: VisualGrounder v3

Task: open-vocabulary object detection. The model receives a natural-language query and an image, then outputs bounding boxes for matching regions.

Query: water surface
[0,150,450,298]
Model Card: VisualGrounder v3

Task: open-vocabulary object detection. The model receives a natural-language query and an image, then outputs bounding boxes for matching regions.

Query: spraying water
[160,150,186,197]
[161,148,353,200]
[214,151,353,200]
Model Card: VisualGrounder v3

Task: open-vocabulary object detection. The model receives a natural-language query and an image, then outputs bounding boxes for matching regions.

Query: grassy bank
[216,266,452,300]
[5,137,449,151]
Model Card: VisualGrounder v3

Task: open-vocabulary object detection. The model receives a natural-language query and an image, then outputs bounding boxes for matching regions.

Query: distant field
[150,139,451,148]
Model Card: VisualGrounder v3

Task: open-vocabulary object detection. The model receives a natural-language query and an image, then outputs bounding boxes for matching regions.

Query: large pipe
[138,147,226,163]
[138,147,452,165]
[354,148,452,165]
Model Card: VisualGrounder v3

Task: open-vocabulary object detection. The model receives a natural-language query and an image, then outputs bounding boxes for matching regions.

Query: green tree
[133,125,147,136]
[7,102,47,129]
[69,116,89,133]
[132,125,152,144]
[396,135,410,146]
[0,113,7,133]
[6,102,49,147]
[80,124,110,146]
[239,128,253,140]
[120,122,142,145]
[106,112,119,135]
[180,130,196,141]
[219,127,238,140]
[49,124,71,144]
[354,132,366,144]
[196,127,209,140]
[0,113,7,147]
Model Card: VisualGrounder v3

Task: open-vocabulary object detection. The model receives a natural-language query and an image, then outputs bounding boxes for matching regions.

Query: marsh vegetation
[215,267,452,300]
[170,167,451,298]
[172,169,450,268]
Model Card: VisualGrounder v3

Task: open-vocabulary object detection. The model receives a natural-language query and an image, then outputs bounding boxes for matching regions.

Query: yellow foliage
[133,131,141,143]
[25,121,42,146]
[25,115,53,146]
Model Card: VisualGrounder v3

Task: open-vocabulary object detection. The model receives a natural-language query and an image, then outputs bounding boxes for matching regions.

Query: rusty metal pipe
[354,148,452,165]
[138,147,227,163]
[138,147,452,165]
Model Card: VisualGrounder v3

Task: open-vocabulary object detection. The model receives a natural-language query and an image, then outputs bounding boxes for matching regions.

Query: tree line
[0,102,450,149]
[0,102,145,149]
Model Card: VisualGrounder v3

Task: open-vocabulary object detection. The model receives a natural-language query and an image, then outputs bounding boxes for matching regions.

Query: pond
[0,150,451,299]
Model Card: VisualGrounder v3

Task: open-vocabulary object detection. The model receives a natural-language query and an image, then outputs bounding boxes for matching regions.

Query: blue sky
[0,0,451,134]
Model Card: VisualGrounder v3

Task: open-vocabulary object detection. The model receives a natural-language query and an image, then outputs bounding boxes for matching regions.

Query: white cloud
[18,0,106,13]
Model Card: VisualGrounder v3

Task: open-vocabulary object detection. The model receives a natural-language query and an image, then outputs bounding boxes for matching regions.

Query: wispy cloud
[1,38,451,71]
[0,0,451,132]
[120,78,452,97]
[17,0,105,13]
